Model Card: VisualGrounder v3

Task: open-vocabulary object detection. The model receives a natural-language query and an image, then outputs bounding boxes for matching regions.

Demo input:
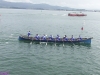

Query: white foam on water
[62,14,66,16]
[30,42,32,45]
[40,42,46,44]
[11,34,14,36]
[96,46,100,49]
[7,34,13,38]
[5,42,9,44]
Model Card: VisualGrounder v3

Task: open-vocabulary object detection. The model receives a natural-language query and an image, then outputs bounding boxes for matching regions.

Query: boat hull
[68,13,87,16]
[19,35,92,44]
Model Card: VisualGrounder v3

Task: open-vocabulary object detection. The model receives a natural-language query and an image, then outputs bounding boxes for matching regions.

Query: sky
[4,0,100,10]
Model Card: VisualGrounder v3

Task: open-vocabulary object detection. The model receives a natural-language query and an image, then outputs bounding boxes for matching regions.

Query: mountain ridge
[0,0,85,11]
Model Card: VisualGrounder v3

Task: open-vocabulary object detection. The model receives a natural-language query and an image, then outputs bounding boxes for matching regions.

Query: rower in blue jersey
[71,35,74,41]
[28,31,31,37]
[41,34,46,40]
[56,35,60,40]
[79,35,82,40]
[49,35,53,40]
[63,35,68,41]
[35,34,40,40]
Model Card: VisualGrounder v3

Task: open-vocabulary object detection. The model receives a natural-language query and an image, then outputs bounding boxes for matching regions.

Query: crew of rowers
[33,34,82,41]
[28,31,82,41]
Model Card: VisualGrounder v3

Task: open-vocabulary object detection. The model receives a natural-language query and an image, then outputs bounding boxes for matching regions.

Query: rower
[56,35,60,41]
[35,34,40,40]
[28,31,31,37]
[42,34,46,40]
[63,35,68,41]
[49,35,53,40]
[71,35,74,41]
[79,35,82,40]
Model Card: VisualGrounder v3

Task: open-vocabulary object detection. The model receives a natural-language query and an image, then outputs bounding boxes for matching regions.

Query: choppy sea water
[0,8,100,75]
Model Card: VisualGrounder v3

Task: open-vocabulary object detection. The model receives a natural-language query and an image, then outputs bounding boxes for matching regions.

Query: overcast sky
[4,0,100,10]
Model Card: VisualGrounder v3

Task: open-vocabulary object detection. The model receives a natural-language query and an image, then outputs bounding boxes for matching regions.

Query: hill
[0,0,85,11]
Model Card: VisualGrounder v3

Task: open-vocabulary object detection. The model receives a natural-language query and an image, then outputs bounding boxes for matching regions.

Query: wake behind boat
[19,35,93,44]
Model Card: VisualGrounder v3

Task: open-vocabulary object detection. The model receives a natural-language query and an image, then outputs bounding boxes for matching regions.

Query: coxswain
[28,31,31,37]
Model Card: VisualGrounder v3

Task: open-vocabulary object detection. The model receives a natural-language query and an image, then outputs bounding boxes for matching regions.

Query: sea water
[0,8,100,75]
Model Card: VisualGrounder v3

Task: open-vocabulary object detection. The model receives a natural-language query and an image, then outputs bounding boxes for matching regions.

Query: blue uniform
[71,35,74,40]
[79,35,82,40]
[63,35,68,41]
[28,31,30,37]
[41,35,46,40]
[35,34,40,40]
[65,37,68,41]
[56,35,60,40]
[49,35,53,40]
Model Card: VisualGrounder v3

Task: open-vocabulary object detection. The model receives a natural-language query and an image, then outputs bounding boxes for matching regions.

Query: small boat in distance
[68,12,87,16]
[19,35,93,44]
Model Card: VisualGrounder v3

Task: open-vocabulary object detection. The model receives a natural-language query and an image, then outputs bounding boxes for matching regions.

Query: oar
[30,37,33,45]
[40,38,41,44]
[46,38,48,45]
[63,39,64,46]
[55,39,56,46]
[30,42,32,44]
[70,39,75,46]
[45,35,48,45]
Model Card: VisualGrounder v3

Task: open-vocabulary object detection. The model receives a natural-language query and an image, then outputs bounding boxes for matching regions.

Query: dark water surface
[0,9,100,75]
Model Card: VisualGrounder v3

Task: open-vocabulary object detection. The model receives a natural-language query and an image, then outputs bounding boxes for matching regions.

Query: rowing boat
[19,35,93,44]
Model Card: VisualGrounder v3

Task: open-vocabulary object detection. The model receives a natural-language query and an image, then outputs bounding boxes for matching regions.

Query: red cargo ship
[68,12,87,16]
